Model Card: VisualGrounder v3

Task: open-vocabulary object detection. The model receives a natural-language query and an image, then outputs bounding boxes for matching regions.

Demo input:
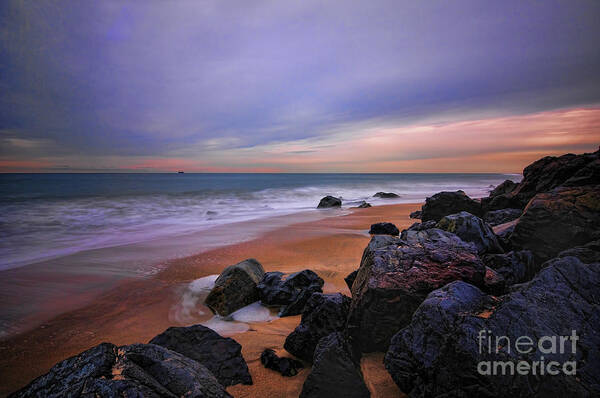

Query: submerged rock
[373,192,399,198]
[420,190,482,222]
[356,201,372,208]
[483,208,521,226]
[149,324,252,387]
[368,222,399,236]
[299,332,370,398]
[257,269,324,317]
[10,343,231,398]
[436,211,503,254]
[205,258,265,316]
[284,293,351,362]
[260,349,304,377]
[317,196,342,208]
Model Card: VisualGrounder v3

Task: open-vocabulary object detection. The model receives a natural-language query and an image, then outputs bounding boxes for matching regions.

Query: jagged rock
[483,208,521,226]
[284,293,351,362]
[374,192,399,198]
[205,258,265,316]
[493,219,518,251]
[299,333,370,398]
[257,269,324,317]
[344,270,358,290]
[409,210,422,219]
[420,190,482,222]
[490,180,518,197]
[400,221,437,238]
[369,222,399,236]
[149,324,252,386]
[260,349,304,377]
[482,250,537,286]
[436,211,503,254]
[317,196,342,208]
[510,185,600,262]
[356,201,372,208]
[483,266,505,295]
[347,232,486,352]
[384,257,600,398]
[557,240,600,264]
[10,343,231,398]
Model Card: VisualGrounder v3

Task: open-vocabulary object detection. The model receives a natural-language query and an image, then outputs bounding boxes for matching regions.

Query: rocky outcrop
[409,210,422,219]
[557,240,600,264]
[10,343,231,398]
[374,192,399,198]
[436,211,503,254]
[205,258,265,316]
[384,257,600,398]
[317,196,342,208]
[284,293,351,362]
[260,349,304,377]
[257,269,324,317]
[347,231,486,352]
[368,222,399,236]
[149,325,252,387]
[483,208,521,226]
[420,190,482,222]
[510,185,600,262]
[299,333,370,398]
[482,250,537,286]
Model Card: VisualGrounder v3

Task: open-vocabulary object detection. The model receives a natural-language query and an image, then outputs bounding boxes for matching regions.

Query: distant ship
[177,171,184,174]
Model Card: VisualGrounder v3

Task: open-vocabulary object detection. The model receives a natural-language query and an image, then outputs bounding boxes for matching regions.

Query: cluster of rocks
[316,191,401,209]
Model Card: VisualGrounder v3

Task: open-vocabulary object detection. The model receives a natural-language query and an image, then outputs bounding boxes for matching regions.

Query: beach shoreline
[0,202,420,397]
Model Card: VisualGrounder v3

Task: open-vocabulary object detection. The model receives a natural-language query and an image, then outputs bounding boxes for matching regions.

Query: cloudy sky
[1,0,599,172]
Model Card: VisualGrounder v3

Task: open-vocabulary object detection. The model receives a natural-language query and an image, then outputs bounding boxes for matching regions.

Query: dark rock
[284,293,351,362]
[299,333,370,398]
[482,250,538,286]
[10,343,231,398]
[347,231,486,352]
[557,240,600,263]
[317,196,342,208]
[260,349,304,377]
[483,266,505,295]
[400,220,437,237]
[510,185,600,262]
[344,270,358,290]
[374,192,399,198]
[257,269,324,317]
[436,211,503,254]
[493,219,518,251]
[368,222,399,236]
[483,208,521,226]
[420,190,482,222]
[356,201,372,208]
[409,210,422,219]
[384,257,600,398]
[489,179,518,197]
[149,324,252,387]
[205,258,265,316]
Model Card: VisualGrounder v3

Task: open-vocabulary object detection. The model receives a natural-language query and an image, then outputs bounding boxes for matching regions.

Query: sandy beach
[0,203,419,397]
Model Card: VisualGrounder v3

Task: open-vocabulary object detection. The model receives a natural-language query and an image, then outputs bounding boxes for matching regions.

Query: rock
[368,222,399,236]
[483,266,505,295]
[373,192,399,198]
[489,179,518,197]
[510,185,600,262]
[400,221,437,237]
[317,196,342,208]
[420,190,482,222]
[299,333,370,398]
[483,208,521,226]
[344,270,358,290]
[205,258,265,316]
[149,324,252,387]
[409,210,422,219]
[260,349,304,377]
[347,231,486,352]
[284,293,351,362]
[482,250,538,286]
[436,211,503,254]
[493,219,518,251]
[356,201,372,208]
[384,257,600,398]
[557,240,600,263]
[257,269,324,317]
[10,343,231,398]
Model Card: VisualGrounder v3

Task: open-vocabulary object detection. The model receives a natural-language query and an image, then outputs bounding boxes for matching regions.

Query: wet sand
[0,203,419,397]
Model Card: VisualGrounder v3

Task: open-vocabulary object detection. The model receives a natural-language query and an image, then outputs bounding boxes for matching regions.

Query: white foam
[230,301,279,323]
[201,317,250,336]
[170,274,218,324]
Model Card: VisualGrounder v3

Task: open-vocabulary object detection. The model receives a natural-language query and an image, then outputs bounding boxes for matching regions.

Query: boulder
[384,257,600,398]
[510,185,600,262]
[260,349,304,377]
[557,240,600,264]
[149,324,252,386]
[10,343,231,398]
[493,219,518,251]
[344,270,358,290]
[483,266,505,295]
[409,210,422,219]
[400,221,437,237]
[420,190,482,222]
[317,196,341,208]
[299,333,370,398]
[284,293,351,362]
[436,211,503,254]
[205,258,265,316]
[356,201,372,208]
[368,222,399,236]
[374,192,399,198]
[347,231,486,352]
[483,208,521,226]
[482,250,537,286]
[489,179,518,198]
[257,269,324,317]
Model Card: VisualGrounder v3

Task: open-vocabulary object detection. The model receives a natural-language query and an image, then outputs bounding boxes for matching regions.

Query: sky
[1,0,599,173]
